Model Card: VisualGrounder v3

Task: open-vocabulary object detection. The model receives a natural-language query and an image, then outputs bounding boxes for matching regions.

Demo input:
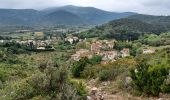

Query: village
[0,30,156,56]
[65,35,156,64]
[0,31,55,51]
[0,27,168,100]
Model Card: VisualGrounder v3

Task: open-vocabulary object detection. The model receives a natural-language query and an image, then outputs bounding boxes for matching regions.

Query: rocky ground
[85,79,170,100]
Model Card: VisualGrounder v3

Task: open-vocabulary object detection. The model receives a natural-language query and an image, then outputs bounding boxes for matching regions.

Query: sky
[0,0,170,15]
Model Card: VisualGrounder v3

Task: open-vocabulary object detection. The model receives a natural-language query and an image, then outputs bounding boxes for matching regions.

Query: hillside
[78,15,170,40]
[128,14,170,29]
[0,5,136,26]
[40,10,85,25]
[43,5,136,24]
[0,9,84,26]
[0,9,41,25]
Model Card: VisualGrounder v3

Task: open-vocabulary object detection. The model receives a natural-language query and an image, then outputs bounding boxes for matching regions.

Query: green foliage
[78,17,169,40]
[0,66,84,100]
[89,55,102,65]
[130,42,142,56]
[0,69,7,82]
[99,70,111,81]
[97,58,137,81]
[72,81,88,97]
[76,81,87,97]
[0,71,46,100]
[130,61,170,96]
[71,57,89,78]
[138,33,170,46]
[114,41,132,50]
[0,42,32,54]
[99,65,127,81]
[71,55,102,78]
[81,66,98,79]
[55,40,76,51]
[11,77,41,99]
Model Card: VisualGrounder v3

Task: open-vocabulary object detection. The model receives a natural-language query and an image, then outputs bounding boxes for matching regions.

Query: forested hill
[43,5,136,24]
[128,14,170,24]
[0,9,41,26]
[78,15,170,41]
[128,14,170,29]
[0,5,136,26]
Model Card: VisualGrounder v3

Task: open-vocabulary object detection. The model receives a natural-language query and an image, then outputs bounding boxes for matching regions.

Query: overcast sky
[0,0,170,15]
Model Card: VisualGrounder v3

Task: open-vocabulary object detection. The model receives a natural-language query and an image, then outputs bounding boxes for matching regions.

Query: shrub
[69,79,88,99]
[75,81,88,97]
[100,65,128,81]
[39,62,47,71]
[0,66,84,100]
[0,69,7,82]
[130,61,170,96]
[71,57,89,78]
[89,55,102,65]
[161,75,170,93]
[99,70,111,81]
[81,66,98,79]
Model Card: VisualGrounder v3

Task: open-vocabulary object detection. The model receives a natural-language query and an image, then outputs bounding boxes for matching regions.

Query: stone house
[71,49,92,61]
[65,36,79,44]
[100,51,118,61]
[71,53,81,61]
[121,48,130,57]
[91,42,102,54]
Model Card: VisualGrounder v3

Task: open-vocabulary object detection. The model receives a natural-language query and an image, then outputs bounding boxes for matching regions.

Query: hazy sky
[0,0,169,15]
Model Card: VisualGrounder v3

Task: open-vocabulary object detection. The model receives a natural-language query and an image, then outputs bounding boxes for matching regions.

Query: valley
[0,5,170,100]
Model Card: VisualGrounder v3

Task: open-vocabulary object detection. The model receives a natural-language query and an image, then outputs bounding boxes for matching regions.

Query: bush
[161,75,170,93]
[100,64,130,81]
[0,69,7,82]
[75,81,88,97]
[81,66,98,79]
[10,79,37,100]
[0,66,84,100]
[98,67,120,81]
[130,61,170,96]
[89,55,102,65]
[71,57,89,78]
[99,70,111,81]
[69,79,88,99]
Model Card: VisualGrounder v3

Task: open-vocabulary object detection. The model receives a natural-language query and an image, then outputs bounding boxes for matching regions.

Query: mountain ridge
[0,5,137,26]
[43,5,137,24]
[78,15,170,40]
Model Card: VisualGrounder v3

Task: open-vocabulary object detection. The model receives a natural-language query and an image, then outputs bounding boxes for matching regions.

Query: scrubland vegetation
[0,13,170,100]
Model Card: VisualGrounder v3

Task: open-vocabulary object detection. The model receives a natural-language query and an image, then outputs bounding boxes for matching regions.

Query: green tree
[71,57,89,78]
[90,55,102,65]
[130,61,170,96]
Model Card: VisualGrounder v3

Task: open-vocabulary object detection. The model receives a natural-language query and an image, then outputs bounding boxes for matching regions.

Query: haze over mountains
[1,4,170,33]
[0,5,136,26]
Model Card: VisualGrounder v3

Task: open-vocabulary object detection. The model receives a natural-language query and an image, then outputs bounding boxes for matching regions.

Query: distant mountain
[43,5,136,24]
[0,9,41,26]
[0,8,84,26]
[0,5,137,26]
[40,10,86,25]
[78,15,170,40]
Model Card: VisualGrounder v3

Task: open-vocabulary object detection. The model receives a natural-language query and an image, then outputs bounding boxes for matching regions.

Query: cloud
[0,0,169,15]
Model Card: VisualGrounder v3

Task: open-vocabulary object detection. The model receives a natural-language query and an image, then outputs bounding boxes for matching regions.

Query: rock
[91,87,98,95]
[101,81,110,86]
[87,96,92,100]
[157,98,169,100]
[125,77,132,85]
